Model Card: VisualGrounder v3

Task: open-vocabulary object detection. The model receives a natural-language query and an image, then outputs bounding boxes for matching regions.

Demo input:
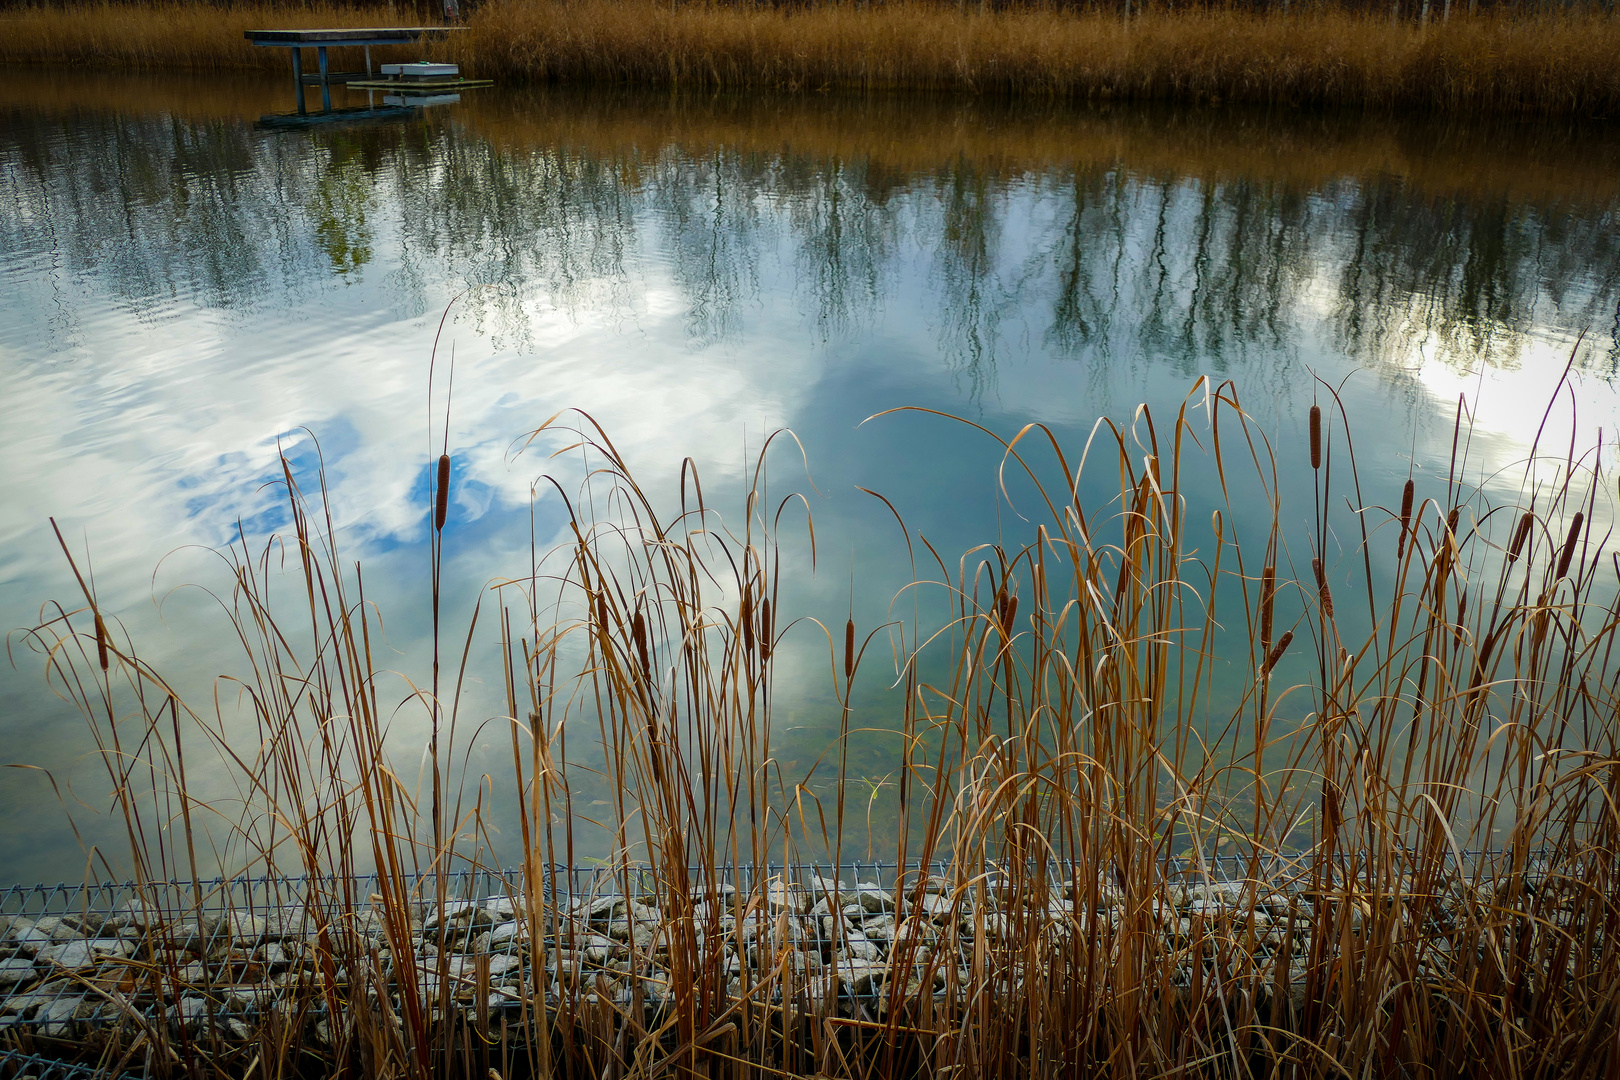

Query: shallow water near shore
[2,69,1619,885]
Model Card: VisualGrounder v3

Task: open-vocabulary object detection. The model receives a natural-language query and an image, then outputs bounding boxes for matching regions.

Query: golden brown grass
[0,2,451,72]
[23,374,1620,1078]
[3,1,1619,115]
[465,0,1620,114]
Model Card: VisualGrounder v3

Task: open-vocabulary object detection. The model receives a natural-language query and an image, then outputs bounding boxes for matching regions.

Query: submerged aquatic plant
[18,376,1620,1079]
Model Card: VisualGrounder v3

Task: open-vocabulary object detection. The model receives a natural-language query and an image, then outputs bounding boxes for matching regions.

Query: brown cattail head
[760,598,772,660]
[1397,480,1415,558]
[1445,506,1461,539]
[1556,512,1585,580]
[632,609,650,677]
[1259,564,1276,654]
[95,613,109,672]
[1312,558,1334,619]
[844,618,855,680]
[1508,511,1534,562]
[1263,630,1294,676]
[1309,406,1322,470]
[434,454,451,532]
[998,591,1019,636]
[740,591,755,653]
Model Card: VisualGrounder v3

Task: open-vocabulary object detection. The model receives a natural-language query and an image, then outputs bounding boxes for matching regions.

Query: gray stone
[224,984,275,1011]
[808,872,844,902]
[35,938,130,969]
[891,918,937,950]
[112,898,165,930]
[574,895,626,920]
[425,900,494,932]
[259,906,315,940]
[689,882,736,902]
[170,996,212,1034]
[150,918,222,955]
[3,979,72,1017]
[839,932,882,962]
[606,918,659,949]
[177,961,210,984]
[766,881,809,914]
[17,916,82,948]
[828,957,886,995]
[483,921,525,948]
[856,886,895,913]
[0,958,35,987]
[34,995,83,1037]
[1182,881,1248,908]
[224,912,271,942]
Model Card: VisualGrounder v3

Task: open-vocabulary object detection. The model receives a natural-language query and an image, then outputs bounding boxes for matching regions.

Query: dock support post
[317,45,332,111]
[291,47,306,114]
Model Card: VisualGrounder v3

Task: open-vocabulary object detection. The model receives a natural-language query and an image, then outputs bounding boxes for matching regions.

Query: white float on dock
[381,62,461,81]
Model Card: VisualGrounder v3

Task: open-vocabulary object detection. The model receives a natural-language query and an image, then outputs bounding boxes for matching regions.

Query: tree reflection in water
[5,80,1616,395]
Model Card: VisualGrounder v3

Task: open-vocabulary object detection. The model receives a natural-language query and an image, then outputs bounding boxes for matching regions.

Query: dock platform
[244,26,465,113]
[346,78,493,92]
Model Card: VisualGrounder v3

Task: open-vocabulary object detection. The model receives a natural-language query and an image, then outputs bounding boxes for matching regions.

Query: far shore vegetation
[3,0,1619,115]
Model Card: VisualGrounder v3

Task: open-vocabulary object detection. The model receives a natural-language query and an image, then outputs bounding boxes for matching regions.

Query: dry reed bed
[467,2,1620,113]
[0,3,450,72]
[3,2,1619,114]
[20,373,1620,1078]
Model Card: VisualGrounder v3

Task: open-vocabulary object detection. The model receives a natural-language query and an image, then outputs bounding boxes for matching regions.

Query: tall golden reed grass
[25,375,1620,1078]
[3,1,1618,114]
[0,2,449,72]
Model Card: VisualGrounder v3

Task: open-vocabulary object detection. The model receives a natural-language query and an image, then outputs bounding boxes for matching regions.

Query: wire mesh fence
[0,846,1578,1073]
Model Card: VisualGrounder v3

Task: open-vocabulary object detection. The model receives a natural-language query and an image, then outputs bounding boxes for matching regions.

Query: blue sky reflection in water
[2,73,1619,883]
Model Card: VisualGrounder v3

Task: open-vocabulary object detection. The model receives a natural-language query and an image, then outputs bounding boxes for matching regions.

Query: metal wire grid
[0,847,1566,919]
[0,1048,137,1080]
[0,848,1582,1047]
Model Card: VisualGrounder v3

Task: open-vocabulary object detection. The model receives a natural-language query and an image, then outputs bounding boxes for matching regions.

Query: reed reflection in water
[1,72,1618,881]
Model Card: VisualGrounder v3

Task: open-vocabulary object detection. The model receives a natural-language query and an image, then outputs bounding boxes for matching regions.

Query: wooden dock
[243,26,466,113]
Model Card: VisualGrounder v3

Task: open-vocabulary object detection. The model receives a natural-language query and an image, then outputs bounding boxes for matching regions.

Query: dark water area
[2,69,1618,883]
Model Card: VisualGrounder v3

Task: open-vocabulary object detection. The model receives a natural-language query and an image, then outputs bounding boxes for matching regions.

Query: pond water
[3,70,1619,884]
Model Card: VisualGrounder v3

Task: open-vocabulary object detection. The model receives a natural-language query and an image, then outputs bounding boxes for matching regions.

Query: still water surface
[3,71,1619,882]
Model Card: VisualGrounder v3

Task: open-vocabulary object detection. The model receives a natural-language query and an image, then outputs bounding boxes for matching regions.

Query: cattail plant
[1397,478,1415,557]
[434,453,451,531]
[21,379,1620,1080]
